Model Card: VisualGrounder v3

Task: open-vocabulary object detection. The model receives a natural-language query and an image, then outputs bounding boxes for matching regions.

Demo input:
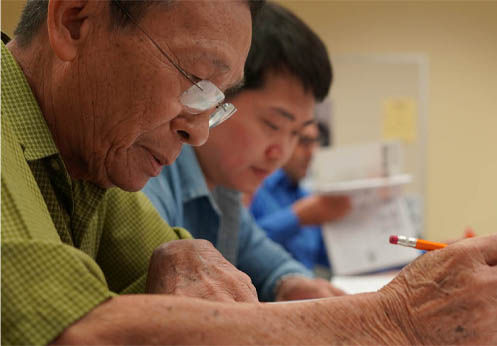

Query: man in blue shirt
[144,2,344,301]
[250,123,351,272]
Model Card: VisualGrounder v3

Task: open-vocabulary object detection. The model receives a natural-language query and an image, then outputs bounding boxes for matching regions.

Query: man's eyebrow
[224,77,245,97]
[301,119,315,128]
[270,107,296,121]
[212,58,230,73]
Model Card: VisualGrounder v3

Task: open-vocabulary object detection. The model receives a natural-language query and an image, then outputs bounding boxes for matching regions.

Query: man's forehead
[152,1,250,88]
[269,107,315,127]
[156,0,250,35]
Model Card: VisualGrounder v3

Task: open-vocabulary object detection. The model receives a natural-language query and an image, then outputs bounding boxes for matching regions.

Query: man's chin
[236,180,260,195]
[108,175,149,192]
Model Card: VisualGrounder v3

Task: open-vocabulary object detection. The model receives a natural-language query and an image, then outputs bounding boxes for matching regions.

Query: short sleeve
[96,189,192,294]
[2,239,114,345]
[1,124,114,345]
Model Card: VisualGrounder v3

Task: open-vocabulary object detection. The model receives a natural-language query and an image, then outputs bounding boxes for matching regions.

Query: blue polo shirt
[142,146,312,302]
[249,169,330,270]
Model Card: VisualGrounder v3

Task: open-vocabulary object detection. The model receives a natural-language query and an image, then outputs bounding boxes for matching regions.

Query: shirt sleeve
[250,188,302,244]
[2,187,191,346]
[1,115,119,345]
[96,189,192,294]
[236,208,313,302]
[1,178,114,345]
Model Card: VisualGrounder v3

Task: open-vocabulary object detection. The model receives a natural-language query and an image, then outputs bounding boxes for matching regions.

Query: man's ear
[47,0,93,61]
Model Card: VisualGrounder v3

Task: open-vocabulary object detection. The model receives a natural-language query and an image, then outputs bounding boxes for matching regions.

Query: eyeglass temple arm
[112,0,203,91]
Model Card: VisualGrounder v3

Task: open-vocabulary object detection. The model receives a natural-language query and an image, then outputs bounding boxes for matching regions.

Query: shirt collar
[1,42,59,161]
[175,145,211,203]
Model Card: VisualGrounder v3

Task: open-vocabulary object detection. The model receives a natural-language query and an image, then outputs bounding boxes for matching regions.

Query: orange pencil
[389,235,447,251]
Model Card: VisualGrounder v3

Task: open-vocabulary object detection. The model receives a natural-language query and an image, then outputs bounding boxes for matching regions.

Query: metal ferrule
[397,235,417,248]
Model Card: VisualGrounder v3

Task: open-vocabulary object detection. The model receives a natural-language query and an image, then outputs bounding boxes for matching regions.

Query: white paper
[310,141,403,184]
[331,272,397,294]
[310,140,419,275]
[312,174,411,194]
[322,193,419,275]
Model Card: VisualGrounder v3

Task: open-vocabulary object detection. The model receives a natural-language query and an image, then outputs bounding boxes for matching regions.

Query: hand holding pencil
[380,233,497,345]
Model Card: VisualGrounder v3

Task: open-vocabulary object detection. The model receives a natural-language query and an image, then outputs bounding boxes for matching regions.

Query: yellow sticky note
[382,98,417,142]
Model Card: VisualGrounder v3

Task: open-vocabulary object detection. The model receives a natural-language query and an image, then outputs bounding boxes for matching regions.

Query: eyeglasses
[114,1,237,128]
[298,135,320,148]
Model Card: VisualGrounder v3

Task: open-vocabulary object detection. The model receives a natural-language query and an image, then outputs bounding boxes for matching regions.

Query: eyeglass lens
[209,103,237,128]
[180,80,225,114]
[180,81,237,128]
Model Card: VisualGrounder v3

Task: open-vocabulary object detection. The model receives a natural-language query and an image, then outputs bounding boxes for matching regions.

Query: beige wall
[2,1,496,240]
[1,0,25,37]
[277,1,497,240]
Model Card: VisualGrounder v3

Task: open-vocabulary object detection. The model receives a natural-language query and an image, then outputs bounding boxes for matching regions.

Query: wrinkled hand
[145,239,258,303]
[293,195,351,225]
[276,276,346,301]
[380,233,497,345]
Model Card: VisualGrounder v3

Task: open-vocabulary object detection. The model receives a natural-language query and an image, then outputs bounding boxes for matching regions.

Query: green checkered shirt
[1,42,192,345]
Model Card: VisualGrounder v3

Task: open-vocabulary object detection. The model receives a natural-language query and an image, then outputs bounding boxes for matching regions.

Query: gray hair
[14,0,264,47]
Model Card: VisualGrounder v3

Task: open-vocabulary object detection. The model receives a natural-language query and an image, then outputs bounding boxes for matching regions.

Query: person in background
[144,1,345,302]
[249,122,350,272]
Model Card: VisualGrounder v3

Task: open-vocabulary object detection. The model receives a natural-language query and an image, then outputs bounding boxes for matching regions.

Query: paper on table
[310,140,419,275]
[322,193,419,275]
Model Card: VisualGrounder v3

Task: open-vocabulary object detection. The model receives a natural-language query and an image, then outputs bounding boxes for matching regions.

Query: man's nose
[265,143,286,162]
[170,112,210,146]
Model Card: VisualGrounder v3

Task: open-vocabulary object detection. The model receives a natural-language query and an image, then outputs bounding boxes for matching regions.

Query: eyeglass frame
[297,134,320,148]
[112,0,238,128]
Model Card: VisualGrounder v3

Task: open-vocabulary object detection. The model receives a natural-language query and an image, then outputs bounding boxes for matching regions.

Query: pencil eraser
[389,235,398,244]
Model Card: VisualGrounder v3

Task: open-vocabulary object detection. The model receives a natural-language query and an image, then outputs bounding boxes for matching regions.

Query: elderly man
[2,0,258,344]
[3,0,497,345]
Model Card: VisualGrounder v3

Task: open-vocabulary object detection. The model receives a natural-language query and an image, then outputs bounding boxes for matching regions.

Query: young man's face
[195,71,316,193]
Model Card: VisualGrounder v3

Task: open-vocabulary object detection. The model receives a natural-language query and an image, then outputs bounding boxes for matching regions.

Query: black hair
[241,1,332,102]
[317,120,331,147]
[13,0,265,47]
